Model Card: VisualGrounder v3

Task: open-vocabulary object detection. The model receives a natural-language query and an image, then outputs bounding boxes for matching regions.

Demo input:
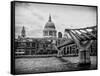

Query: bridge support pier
[57,51,62,58]
[78,49,91,66]
[57,48,63,58]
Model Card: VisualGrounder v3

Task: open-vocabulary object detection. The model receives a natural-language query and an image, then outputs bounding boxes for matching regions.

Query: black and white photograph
[11,1,97,75]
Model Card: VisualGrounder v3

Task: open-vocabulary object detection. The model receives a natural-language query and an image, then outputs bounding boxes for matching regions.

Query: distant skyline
[15,2,97,38]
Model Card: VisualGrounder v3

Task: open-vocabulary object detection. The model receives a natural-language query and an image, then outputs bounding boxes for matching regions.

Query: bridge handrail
[65,26,97,30]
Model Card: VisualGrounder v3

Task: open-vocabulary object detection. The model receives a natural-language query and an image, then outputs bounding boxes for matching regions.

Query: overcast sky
[15,2,97,38]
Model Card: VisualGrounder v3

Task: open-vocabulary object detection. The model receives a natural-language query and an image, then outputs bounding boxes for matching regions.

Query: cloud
[15,2,97,38]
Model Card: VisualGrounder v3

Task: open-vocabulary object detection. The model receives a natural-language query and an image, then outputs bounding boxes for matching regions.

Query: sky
[15,2,97,38]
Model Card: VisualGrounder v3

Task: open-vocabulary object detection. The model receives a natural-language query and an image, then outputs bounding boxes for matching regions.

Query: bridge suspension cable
[57,26,97,48]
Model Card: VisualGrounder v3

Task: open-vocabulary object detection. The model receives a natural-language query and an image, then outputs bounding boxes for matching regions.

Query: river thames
[15,56,97,74]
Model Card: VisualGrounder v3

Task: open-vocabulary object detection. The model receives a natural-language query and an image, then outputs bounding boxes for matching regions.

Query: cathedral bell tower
[21,26,26,38]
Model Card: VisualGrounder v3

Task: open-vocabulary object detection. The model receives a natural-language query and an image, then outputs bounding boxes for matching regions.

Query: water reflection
[56,57,96,71]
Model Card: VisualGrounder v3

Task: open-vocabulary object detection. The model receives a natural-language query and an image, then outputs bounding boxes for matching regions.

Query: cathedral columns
[47,31,49,36]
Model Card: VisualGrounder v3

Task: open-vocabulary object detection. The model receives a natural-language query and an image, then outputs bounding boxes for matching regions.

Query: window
[44,31,48,36]
[20,42,26,47]
[26,42,30,47]
[49,31,53,36]
[32,42,35,48]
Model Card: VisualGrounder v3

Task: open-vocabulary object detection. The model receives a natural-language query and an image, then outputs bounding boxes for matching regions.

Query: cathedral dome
[43,15,57,38]
[44,15,55,29]
[45,22,55,29]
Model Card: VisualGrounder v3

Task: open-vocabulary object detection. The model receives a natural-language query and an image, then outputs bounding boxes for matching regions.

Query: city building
[15,15,97,56]
[15,15,58,55]
[58,32,62,38]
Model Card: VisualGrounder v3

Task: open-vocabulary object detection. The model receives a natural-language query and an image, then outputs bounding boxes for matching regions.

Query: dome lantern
[48,14,51,22]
